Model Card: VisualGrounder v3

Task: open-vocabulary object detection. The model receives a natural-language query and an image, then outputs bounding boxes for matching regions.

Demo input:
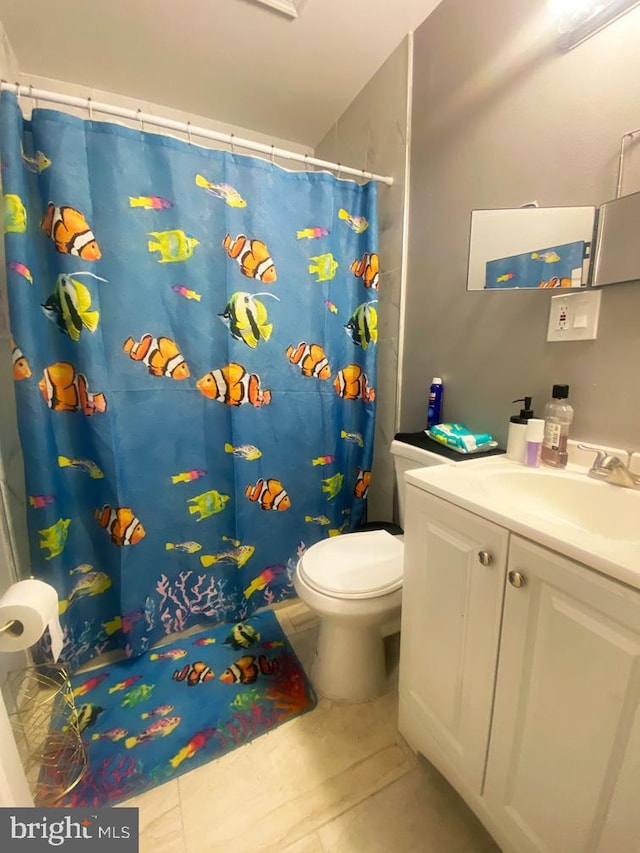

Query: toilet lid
[298,530,403,599]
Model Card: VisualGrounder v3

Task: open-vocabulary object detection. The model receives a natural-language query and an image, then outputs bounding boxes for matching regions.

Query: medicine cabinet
[591,190,640,286]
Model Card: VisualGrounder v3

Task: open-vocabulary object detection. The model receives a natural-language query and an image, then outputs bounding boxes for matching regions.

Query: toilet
[294,438,449,702]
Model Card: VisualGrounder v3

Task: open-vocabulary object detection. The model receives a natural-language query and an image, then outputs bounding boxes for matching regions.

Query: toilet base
[311,620,388,702]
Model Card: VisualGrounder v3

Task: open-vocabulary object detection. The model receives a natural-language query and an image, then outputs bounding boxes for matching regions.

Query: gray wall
[316,38,410,523]
[402,0,640,449]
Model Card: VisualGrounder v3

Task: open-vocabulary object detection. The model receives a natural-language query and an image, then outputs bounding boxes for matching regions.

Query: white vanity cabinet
[399,485,640,853]
[398,484,509,792]
[485,535,640,853]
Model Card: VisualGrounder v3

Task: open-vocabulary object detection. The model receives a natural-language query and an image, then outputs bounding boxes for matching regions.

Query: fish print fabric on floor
[57,611,315,808]
[0,89,377,672]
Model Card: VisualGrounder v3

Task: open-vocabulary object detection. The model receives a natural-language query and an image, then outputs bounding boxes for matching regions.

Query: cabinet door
[399,486,508,792]
[485,535,640,853]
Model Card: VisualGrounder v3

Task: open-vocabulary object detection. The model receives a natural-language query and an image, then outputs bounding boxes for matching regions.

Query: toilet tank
[390,438,451,528]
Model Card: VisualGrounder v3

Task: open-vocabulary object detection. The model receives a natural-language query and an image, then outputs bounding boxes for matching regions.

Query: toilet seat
[298,530,403,600]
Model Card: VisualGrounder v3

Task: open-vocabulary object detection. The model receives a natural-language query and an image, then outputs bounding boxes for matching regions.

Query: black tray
[394,431,505,463]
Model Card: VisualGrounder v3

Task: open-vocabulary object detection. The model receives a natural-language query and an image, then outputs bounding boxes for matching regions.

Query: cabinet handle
[508,570,526,588]
[478,550,493,566]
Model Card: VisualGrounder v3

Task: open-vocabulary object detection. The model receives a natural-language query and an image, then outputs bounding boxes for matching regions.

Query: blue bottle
[427,377,443,428]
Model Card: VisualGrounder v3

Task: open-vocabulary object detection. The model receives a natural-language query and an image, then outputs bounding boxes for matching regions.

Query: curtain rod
[0,82,394,187]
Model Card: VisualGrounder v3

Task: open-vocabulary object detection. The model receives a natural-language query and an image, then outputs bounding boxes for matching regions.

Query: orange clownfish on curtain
[223,234,277,283]
[11,339,31,381]
[285,342,331,380]
[123,334,190,379]
[39,362,107,415]
[245,478,291,511]
[95,505,145,546]
[333,365,375,403]
[354,468,372,499]
[41,203,102,260]
[350,252,379,291]
[196,363,271,407]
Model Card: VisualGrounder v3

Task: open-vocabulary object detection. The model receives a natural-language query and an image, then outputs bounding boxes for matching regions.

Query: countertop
[405,455,640,594]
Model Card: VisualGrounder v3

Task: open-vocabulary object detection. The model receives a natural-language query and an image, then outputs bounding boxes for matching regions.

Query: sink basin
[482,468,640,542]
[405,456,640,590]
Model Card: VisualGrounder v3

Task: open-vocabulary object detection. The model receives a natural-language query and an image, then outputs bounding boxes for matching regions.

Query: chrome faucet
[577,444,640,490]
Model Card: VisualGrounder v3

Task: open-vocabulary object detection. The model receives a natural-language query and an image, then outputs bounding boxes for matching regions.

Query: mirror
[467,206,597,291]
[592,191,640,286]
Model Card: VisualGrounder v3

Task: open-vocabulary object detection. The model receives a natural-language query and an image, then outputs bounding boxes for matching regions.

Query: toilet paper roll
[0,579,63,661]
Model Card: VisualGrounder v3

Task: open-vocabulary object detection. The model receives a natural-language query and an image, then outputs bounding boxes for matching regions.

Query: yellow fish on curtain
[0,90,378,672]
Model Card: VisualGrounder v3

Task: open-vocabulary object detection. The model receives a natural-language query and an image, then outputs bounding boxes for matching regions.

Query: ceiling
[0,0,442,148]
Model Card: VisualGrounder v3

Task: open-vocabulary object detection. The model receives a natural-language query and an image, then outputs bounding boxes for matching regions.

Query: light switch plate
[547,289,601,341]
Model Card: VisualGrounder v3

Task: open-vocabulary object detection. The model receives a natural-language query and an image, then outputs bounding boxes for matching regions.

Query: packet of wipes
[426,423,498,454]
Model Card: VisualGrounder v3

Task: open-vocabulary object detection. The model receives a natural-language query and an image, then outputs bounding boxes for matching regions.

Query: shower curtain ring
[186,120,193,145]
[29,84,38,110]
[229,133,235,154]
[304,153,310,172]
[15,82,21,111]
[336,163,342,180]
[87,96,93,121]
[137,108,144,132]
[270,144,275,164]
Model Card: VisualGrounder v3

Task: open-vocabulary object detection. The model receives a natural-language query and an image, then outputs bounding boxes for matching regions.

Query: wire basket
[6,663,87,806]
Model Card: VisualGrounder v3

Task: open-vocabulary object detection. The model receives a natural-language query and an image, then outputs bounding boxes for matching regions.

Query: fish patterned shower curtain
[0,92,379,671]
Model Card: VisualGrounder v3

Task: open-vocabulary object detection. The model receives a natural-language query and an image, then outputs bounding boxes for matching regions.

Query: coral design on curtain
[0,92,379,671]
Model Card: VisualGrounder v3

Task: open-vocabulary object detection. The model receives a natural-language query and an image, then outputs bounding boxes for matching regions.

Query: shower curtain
[0,92,379,671]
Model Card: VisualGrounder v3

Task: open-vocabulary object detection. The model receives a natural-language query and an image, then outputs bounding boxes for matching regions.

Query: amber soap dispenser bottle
[541,384,573,468]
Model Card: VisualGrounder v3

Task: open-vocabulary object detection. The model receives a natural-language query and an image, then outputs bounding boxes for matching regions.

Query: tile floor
[113,600,500,852]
